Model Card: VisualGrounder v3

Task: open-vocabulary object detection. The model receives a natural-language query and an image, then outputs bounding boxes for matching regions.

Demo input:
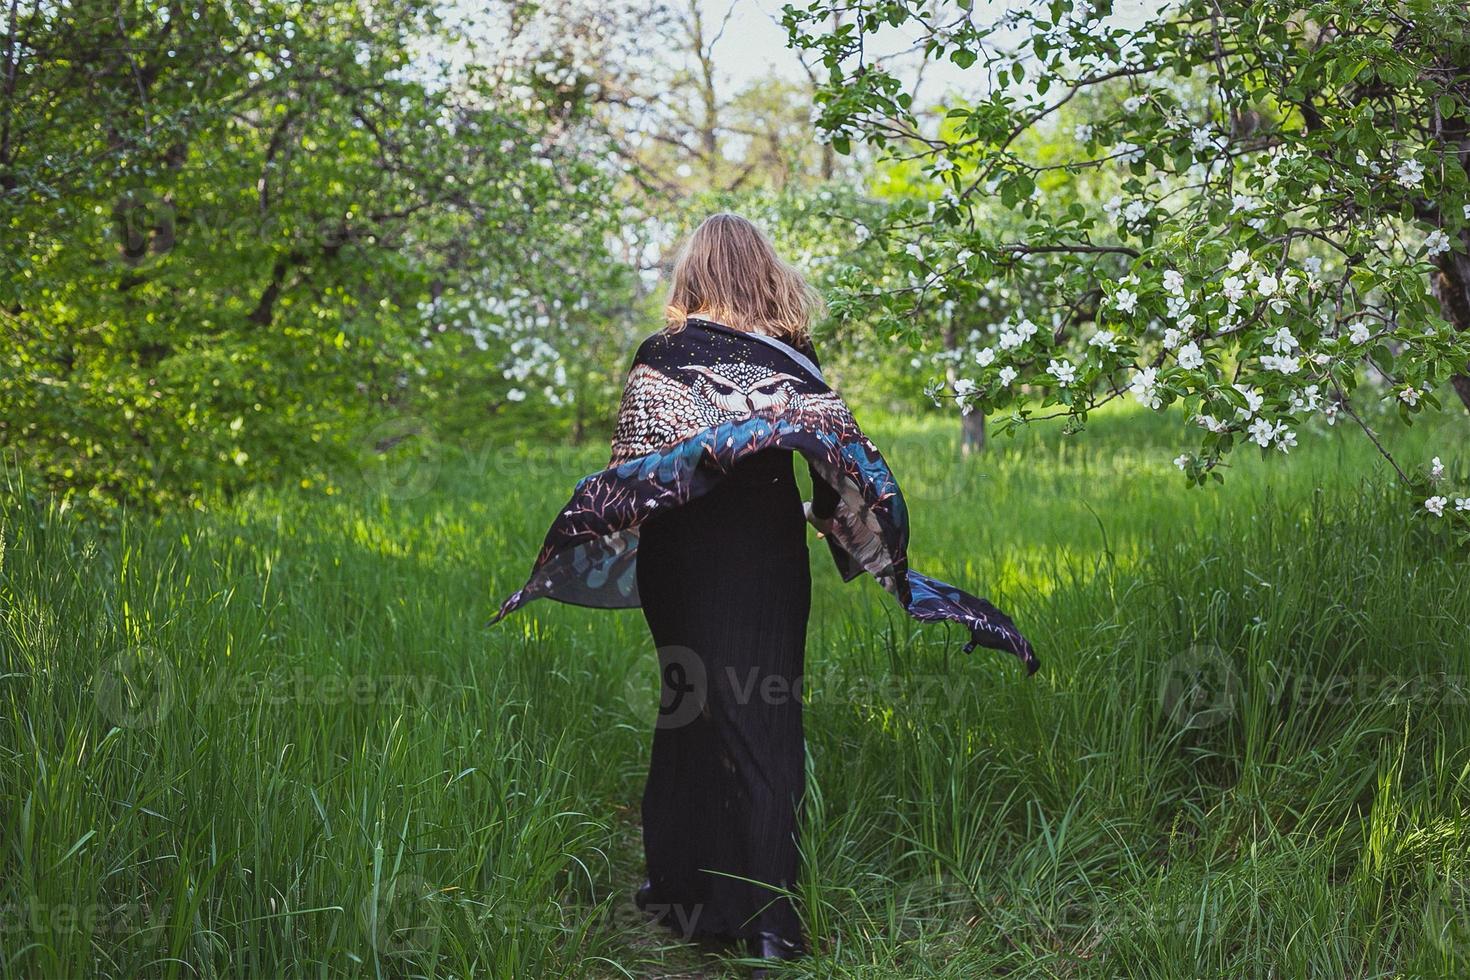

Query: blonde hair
[663,213,823,345]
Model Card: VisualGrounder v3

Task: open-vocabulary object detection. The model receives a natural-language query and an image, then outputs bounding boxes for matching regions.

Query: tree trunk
[960,411,986,454]
[0,0,23,193]
[943,316,986,455]
[1428,96,1470,411]
[571,395,586,444]
[1431,239,1470,412]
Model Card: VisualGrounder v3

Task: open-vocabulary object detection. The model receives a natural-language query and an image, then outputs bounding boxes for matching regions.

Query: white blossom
[1163,269,1185,295]
[1266,327,1298,353]
[1395,158,1425,189]
[1290,385,1321,414]
[1349,321,1371,345]
[1195,413,1229,433]
[1228,249,1251,272]
[1089,329,1119,352]
[1222,276,1245,302]
[1074,123,1093,142]
[1234,384,1263,420]
[1431,456,1445,480]
[1115,141,1146,163]
[1162,327,1183,349]
[1112,288,1139,314]
[1426,229,1451,257]
[1424,495,1447,516]
[1190,127,1218,152]
[954,378,978,398]
[1399,387,1421,406]
[998,366,1018,386]
[1129,367,1162,409]
[975,347,996,367]
[1047,358,1077,385]
[1174,453,1191,470]
[1256,274,1279,298]
[1456,497,1470,511]
[1248,417,1276,447]
[507,387,527,402]
[1177,342,1203,369]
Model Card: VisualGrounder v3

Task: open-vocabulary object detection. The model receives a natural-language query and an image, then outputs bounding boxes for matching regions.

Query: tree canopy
[1,1,625,506]
[785,0,1470,533]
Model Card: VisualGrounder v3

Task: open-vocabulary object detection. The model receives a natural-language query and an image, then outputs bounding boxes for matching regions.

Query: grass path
[2,402,1468,978]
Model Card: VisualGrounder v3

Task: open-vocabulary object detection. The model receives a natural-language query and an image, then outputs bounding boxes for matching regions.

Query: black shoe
[634,879,653,914]
[745,930,807,976]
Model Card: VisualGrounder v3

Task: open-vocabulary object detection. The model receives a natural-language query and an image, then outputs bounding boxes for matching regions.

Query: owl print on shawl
[610,358,859,466]
[607,337,892,587]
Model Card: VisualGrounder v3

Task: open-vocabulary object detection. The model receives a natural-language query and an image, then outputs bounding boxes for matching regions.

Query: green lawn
[3,402,1469,978]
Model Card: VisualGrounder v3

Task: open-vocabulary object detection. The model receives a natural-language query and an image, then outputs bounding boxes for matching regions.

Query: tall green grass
[2,402,1467,978]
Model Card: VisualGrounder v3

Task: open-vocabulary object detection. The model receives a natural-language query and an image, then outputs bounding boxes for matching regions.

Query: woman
[489,214,1035,975]
[630,213,837,967]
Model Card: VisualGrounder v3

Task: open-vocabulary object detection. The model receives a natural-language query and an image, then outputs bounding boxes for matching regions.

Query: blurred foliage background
[0,0,904,509]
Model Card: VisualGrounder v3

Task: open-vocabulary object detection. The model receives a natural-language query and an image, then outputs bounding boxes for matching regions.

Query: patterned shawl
[489,317,1038,674]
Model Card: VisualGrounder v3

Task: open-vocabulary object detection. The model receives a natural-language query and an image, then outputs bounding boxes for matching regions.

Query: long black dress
[635,337,838,945]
